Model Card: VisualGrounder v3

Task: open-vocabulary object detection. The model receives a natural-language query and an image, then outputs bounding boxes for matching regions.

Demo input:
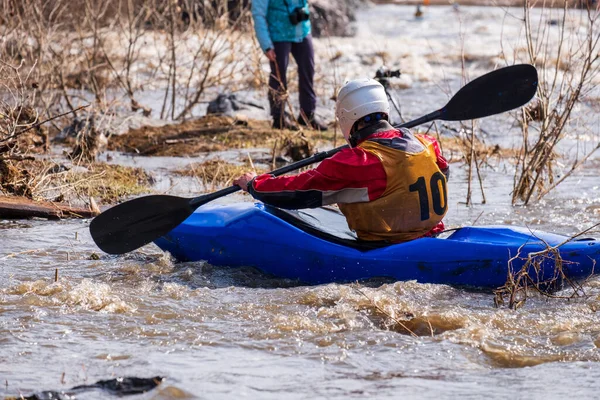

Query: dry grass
[109,115,288,155]
[108,113,484,160]
[57,163,152,204]
[2,159,152,205]
[421,130,517,163]
[108,114,320,163]
[173,158,266,190]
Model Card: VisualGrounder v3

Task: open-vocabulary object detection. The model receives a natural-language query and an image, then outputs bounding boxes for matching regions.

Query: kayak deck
[154,203,600,288]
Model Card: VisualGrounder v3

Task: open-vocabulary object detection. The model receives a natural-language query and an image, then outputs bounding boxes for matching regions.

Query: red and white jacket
[248,121,450,241]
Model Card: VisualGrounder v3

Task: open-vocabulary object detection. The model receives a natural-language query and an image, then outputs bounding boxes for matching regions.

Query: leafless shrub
[494,223,600,309]
[171,4,254,120]
[0,61,45,196]
[0,0,262,200]
[461,123,487,206]
[451,11,489,207]
[0,62,43,151]
[269,62,303,130]
[1,0,257,123]
[507,1,600,205]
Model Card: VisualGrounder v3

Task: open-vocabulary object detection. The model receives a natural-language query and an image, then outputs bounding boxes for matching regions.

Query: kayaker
[234,78,449,242]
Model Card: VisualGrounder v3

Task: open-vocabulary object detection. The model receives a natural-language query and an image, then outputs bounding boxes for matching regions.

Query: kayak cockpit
[263,205,396,251]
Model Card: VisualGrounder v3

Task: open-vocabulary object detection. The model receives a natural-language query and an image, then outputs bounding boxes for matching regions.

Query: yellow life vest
[338,134,448,242]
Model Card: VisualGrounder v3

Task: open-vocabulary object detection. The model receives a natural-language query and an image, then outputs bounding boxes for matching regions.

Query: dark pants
[269,35,316,121]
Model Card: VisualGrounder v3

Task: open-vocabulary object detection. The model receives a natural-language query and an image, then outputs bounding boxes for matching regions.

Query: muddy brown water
[3,4,600,397]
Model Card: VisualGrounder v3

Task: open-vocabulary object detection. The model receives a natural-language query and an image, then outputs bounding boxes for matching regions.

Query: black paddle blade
[442,64,538,121]
[90,195,196,255]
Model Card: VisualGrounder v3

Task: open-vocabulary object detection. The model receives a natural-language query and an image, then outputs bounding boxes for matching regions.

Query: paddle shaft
[189,110,444,208]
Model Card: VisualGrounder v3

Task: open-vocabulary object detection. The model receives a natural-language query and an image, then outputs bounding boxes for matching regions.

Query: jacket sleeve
[420,134,450,180]
[251,0,274,52]
[247,147,387,209]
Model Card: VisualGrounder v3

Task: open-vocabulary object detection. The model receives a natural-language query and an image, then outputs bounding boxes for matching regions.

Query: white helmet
[335,78,390,143]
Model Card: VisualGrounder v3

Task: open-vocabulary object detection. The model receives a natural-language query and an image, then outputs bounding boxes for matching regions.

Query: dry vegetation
[108,114,314,156]
[39,162,153,204]
[0,0,343,209]
[173,158,267,190]
[492,0,600,299]
[507,0,600,205]
[494,222,600,309]
[0,0,257,118]
[0,0,261,207]
[2,158,152,204]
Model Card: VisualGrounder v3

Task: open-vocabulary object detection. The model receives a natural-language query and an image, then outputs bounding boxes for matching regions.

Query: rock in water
[6,376,164,399]
[206,93,265,118]
[309,0,369,38]
[207,94,237,115]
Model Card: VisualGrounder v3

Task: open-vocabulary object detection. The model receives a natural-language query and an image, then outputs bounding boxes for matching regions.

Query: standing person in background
[251,0,328,131]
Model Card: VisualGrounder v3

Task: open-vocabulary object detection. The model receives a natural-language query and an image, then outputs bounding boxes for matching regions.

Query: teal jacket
[251,0,311,52]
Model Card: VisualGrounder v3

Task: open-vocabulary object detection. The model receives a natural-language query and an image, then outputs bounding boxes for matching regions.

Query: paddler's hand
[233,172,257,192]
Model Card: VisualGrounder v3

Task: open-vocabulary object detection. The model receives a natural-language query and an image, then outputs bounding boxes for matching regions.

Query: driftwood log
[0,196,100,220]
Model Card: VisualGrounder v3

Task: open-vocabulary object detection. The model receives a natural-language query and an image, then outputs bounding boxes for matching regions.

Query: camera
[289,7,309,25]
[375,67,402,79]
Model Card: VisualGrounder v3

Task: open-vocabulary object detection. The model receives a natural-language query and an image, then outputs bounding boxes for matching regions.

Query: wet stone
[7,376,164,399]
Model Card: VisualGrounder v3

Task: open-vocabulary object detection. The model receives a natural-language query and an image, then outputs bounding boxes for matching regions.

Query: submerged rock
[206,92,266,118]
[6,376,164,399]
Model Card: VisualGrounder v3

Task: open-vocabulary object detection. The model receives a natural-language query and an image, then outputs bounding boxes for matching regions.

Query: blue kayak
[154,202,600,288]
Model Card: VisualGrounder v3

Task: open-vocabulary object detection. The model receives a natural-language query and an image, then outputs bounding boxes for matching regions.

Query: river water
[2,4,600,399]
